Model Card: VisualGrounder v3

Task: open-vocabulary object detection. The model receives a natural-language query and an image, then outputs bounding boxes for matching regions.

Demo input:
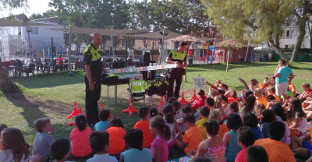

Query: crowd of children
[1,60,312,162]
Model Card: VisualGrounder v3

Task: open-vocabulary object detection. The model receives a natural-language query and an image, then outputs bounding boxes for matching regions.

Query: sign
[193,75,207,89]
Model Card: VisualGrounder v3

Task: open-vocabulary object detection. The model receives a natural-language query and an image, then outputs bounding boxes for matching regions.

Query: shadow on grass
[4,91,46,127]
[11,71,85,89]
[187,62,276,72]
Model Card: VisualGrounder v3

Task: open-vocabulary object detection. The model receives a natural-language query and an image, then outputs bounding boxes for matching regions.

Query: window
[286,30,290,38]
[31,27,38,34]
[280,30,283,38]
[285,45,289,48]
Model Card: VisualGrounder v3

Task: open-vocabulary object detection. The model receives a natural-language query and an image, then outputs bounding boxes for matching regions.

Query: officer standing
[165,42,187,99]
[84,33,103,127]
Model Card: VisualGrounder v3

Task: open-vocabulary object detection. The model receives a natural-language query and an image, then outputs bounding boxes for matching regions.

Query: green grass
[0,62,311,160]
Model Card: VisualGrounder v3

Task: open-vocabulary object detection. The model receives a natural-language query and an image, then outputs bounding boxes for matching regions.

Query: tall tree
[201,0,297,60]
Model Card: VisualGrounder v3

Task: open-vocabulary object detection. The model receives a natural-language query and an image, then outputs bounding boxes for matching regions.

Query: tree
[29,10,56,20]
[201,0,298,60]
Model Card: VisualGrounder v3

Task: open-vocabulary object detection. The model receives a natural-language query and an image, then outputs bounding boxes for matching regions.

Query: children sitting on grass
[298,83,312,102]
[254,121,296,162]
[149,116,170,162]
[254,88,268,108]
[181,114,203,155]
[50,138,71,162]
[87,131,117,162]
[191,89,207,110]
[195,106,210,139]
[33,117,54,161]
[288,97,307,137]
[209,109,228,139]
[94,109,110,131]
[120,129,153,162]
[260,109,276,138]
[105,116,126,157]
[266,87,281,103]
[243,113,263,140]
[235,126,256,162]
[224,114,243,162]
[70,114,92,159]
[134,106,154,148]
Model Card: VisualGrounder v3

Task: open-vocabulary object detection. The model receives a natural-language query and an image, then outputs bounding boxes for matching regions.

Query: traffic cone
[179,92,189,106]
[68,122,74,126]
[189,89,198,102]
[122,99,137,116]
[67,101,80,119]
[157,96,164,110]
[79,107,82,113]
[100,102,104,110]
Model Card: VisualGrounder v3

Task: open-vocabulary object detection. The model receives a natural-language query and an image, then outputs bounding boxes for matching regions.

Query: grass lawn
[0,62,311,160]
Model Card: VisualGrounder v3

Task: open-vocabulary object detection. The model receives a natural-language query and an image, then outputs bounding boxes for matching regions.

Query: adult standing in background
[165,42,187,99]
[274,59,294,104]
[84,33,103,127]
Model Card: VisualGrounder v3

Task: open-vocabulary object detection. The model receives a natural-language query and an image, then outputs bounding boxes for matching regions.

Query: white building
[0,14,65,60]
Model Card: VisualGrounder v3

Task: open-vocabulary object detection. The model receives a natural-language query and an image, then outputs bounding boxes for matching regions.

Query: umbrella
[167,35,204,42]
[217,40,245,72]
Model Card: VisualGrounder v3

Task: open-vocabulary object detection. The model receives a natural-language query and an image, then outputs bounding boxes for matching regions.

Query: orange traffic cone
[122,99,137,116]
[68,122,74,126]
[157,96,164,110]
[189,89,198,102]
[100,102,104,110]
[179,92,189,106]
[79,107,82,113]
[67,101,80,119]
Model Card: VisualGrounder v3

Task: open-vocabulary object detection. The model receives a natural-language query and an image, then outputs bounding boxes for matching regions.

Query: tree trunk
[291,5,307,62]
[0,57,20,93]
[268,39,287,60]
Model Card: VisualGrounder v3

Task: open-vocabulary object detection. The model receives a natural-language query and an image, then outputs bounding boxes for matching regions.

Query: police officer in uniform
[165,42,187,99]
[84,33,103,127]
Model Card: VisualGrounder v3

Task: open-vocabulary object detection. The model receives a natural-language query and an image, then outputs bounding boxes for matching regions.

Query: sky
[0,0,53,18]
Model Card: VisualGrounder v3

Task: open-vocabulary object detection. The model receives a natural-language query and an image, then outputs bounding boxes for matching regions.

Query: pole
[245,41,250,62]
[226,47,230,72]
[125,37,128,67]
[27,31,31,58]
[51,37,54,73]
[68,26,72,71]
[159,29,165,64]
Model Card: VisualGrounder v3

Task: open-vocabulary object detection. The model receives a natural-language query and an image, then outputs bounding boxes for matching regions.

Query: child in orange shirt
[105,116,126,156]
[288,78,296,97]
[255,88,268,108]
[259,77,270,91]
[266,87,281,103]
[298,83,312,102]
[227,90,239,104]
[195,106,210,139]
[209,109,228,139]
[133,106,154,148]
[182,114,203,155]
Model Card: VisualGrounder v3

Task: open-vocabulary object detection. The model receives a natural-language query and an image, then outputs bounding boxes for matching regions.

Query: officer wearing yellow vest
[84,33,103,127]
[165,42,187,99]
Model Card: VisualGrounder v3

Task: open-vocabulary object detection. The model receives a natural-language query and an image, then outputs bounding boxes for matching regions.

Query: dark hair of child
[261,109,276,124]
[290,97,306,119]
[302,83,310,88]
[272,104,287,121]
[74,114,87,132]
[149,107,158,118]
[203,119,219,136]
[98,109,110,121]
[243,113,259,127]
[125,129,143,151]
[34,117,50,132]
[192,157,212,162]
[183,113,195,123]
[200,106,210,118]
[237,126,255,147]
[205,97,215,107]
[50,138,70,161]
[269,121,285,141]
[246,145,268,162]
[266,95,275,101]
[220,95,228,103]
[254,104,265,111]
[162,103,175,124]
[244,95,256,113]
[108,116,124,128]
[218,89,225,95]
[230,101,239,113]
[243,90,253,100]
[182,104,192,114]
[138,106,150,119]
[89,131,109,153]
[226,113,243,130]
[172,101,181,111]
[149,116,171,140]
[167,96,177,103]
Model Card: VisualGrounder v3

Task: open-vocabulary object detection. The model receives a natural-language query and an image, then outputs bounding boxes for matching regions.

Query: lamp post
[26,27,32,58]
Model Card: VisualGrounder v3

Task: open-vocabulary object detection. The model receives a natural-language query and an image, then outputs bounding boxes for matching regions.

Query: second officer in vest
[165,42,187,99]
[84,33,103,127]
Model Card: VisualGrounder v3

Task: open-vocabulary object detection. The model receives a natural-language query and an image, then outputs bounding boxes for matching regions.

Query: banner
[193,76,207,89]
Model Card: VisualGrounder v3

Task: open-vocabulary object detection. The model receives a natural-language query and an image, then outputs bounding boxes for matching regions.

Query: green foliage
[0,0,27,8]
